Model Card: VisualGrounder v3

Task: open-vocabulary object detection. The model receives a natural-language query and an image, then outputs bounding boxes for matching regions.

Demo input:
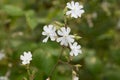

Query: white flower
[70,42,82,56]
[0,52,5,60]
[0,76,8,80]
[42,25,57,43]
[66,1,84,18]
[20,51,32,65]
[73,75,79,80]
[57,27,74,46]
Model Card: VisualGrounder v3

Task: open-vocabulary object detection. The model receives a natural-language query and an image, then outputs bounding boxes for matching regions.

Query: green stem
[59,60,73,68]
[64,15,68,28]
[49,47,64,78]
[27,65,31,76]
[26,64,34,80]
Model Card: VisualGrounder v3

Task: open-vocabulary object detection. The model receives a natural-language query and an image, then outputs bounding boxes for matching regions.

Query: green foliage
[25,10,39,30]
[0,0,120,80]
[2,5,24,16]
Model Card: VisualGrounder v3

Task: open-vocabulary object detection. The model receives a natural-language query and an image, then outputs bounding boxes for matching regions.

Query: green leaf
[103,69,120,80]
[85,56,103,74]
[25,10,39,30]
[2,5,24,16]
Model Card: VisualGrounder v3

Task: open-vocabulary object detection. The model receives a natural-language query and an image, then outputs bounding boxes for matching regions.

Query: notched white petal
[70,42,82,56]
[66,1,84,18]
[42,25,57,43]
[57,27,75,46]
[20,51,32,65]
[43,37,49,43]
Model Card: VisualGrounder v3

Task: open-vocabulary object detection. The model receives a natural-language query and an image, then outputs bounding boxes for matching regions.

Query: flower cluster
[18,1,84,80]
[42,1,83,56]
[42,25,82,56]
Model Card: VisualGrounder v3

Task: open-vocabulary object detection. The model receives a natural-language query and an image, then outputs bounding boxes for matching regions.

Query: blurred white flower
[57,27,74,46]
[73,75,79,80]
[42,25,57,43]
[66,1,84,18]
[46,77,50,80]
[70,42,82,56]
[20,51,32,65]
[0,76,8,80]
[0,51,5,60]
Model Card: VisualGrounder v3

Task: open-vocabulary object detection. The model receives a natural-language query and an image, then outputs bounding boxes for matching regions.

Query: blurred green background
[0,0,120,80]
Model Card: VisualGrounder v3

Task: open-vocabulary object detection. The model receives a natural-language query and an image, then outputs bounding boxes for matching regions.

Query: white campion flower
[42,25,57,43]
[73,75,79,80]
[0,52,5,60]
[66,1,84,18]
[57,27,74,46]
[0,76,8,80]
[70,42,82,56]
[20,51,32,65]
